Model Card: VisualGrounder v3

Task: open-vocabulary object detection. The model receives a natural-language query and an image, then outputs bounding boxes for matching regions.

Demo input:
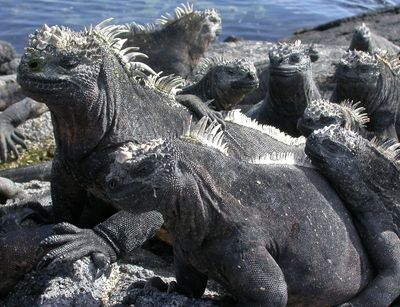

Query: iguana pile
[297,98,371,137]
[246,40,321,137]
[332,49,400,140]
[17,20,305,270]
[101,118,373,306]
[118,3,221,77]
[305,124,400,306]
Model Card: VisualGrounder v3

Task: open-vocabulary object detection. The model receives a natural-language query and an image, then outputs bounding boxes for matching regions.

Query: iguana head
[349,23,372,53]
[297,99,369,136]
[194,56,258,110]
[305,124,400,203]
[104,117,228,214]
[17,21,153,109]
[268,40,317,115]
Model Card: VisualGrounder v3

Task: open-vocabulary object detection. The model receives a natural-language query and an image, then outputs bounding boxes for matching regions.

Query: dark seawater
[0,0,399,52]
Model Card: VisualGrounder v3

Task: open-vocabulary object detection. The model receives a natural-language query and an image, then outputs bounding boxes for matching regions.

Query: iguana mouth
[231,79,259,89]
[17,75,69,93]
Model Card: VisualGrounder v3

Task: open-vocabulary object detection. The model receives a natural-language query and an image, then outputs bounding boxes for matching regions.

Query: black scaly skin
[179,57,259,111]
[332,50,400,140]
[119,4,221,78]
[0,201,53,296]
[305,124,400,307]
[16,23,305,268]
[102,123,372,306]
[246,41,321,137]
[349,23,400,56]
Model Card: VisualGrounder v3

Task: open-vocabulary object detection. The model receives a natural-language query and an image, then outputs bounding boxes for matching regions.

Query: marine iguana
[179,56,258,110]
[349,23,400,55]
[297,98,370,137]
[17,21,306,268]
[118,3,221,78]
[246,40,321,137]
[102,118,372,306]
[0,40,18,75]
[305,124,400,307]
[332,50,400,140]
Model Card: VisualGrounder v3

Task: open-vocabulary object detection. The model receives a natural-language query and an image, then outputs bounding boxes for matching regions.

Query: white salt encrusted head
[27,18,157,79]
[181,116,228,155]
[195,56,255,77]
[224,109,306,146]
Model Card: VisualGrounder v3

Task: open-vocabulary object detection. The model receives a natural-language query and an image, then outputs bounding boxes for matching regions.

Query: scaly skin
[179,57,258,110]
[297,98,371,138]
[305,124,400,307]
[349,23,400,55]
[17,22,306,270]
[332,50,400,140]
[102,119,373,306]
[246,41,321,137]
[119,4,221,78]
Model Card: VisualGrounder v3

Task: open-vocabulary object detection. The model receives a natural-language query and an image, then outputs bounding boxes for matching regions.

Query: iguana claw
[38,222,117,277]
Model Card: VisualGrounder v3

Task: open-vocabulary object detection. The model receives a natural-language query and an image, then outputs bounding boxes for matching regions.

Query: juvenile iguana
[118,3,221,78]
[305,124,400,307]
[332,50,400,140]
[246,40,321,137]
[17,21,305,269]
[179,56,258,110]
[101,118,373,306]
[349,23,400,56]
[297,98,371,137]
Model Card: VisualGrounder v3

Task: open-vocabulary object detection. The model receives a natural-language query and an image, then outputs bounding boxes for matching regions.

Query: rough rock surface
[288,5,400,46]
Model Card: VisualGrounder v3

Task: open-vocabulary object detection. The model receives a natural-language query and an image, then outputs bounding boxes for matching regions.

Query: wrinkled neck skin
[268,69,320,118]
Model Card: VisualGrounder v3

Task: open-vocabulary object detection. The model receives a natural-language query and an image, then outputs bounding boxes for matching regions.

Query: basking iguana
[297,98,371,137]
[246,40,321,137]
[332,50,400,140]
[17,21,306,269]
[101,118,373,306]
[349,23,400,56]
[305,124,400,306]
[179,56,258,110]
[118,3,221,78]
[0,40,18,75]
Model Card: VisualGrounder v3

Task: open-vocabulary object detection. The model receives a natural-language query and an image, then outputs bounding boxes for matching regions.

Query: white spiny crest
[181,116,228,155]
[340,50,379,68]
[156,2,194,25]
[370,137,400,163]
[27,18,157,79]
[339,100,370,128]
[145,73,186,97]
[195,56,253,77]
[373,49,400,76]
[251,152,314,168]
[224,110,306,146]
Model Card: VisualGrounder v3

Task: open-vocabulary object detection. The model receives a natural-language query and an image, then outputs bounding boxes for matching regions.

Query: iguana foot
[38,222,116,277]
[0,116,26,162]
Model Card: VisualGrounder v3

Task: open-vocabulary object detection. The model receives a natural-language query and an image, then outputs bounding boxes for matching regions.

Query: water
[0,0,399,52]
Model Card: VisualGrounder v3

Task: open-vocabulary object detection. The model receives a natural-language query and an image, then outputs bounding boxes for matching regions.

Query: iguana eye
[290,54,300,63]
[108,179,117,190]
[60,56,80,69]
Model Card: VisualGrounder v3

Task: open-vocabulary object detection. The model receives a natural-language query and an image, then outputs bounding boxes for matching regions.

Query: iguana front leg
[0,98,48,162]
[176,94,225,127]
